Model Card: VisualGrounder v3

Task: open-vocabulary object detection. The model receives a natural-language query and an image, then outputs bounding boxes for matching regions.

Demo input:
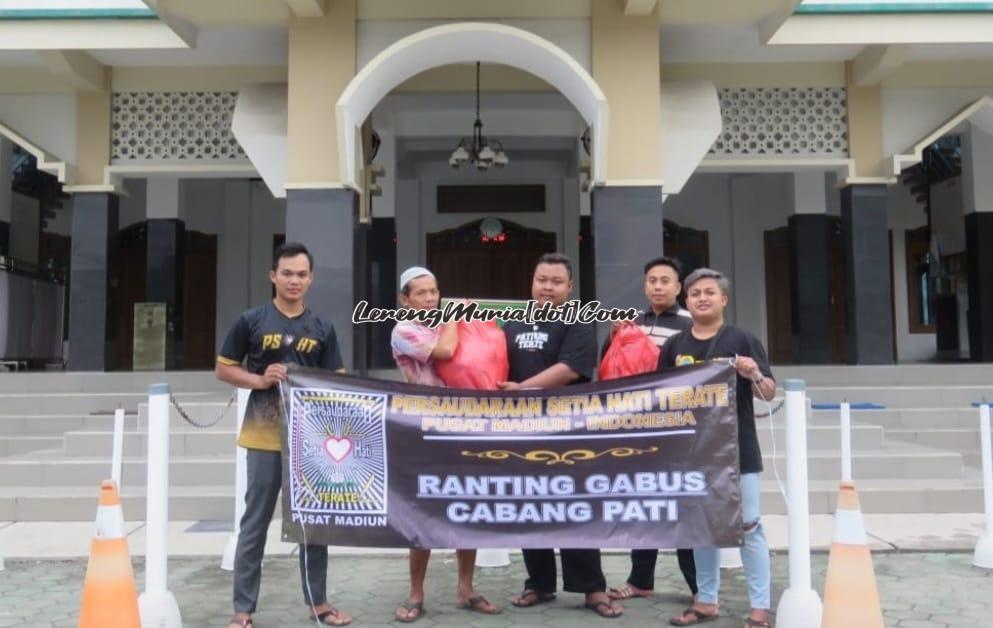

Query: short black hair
[644,256,682,279]
[273,241,314,271]
[535,252,573,280]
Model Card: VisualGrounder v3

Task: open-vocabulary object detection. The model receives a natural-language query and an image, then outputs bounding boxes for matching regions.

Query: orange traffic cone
[78,480,141,628]
[821,482,885,628]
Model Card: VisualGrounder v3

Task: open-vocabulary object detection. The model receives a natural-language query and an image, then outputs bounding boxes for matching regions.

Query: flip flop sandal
[669,608,721,626]
[584,599,623,619]
[511,589,557,608]
[394,600,425,623]
[456,595,502,615]
[744,618,771,627]
[608,584,653,600]
[311,607,351,626]
[227,617,253,628]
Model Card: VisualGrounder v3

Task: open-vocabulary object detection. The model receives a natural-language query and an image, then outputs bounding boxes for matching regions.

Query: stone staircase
[0,365,990,520]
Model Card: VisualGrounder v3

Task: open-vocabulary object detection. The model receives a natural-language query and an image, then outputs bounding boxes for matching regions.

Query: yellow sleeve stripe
[216,356,240,366]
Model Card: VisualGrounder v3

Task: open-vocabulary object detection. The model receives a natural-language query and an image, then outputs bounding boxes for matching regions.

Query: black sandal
[511,589,556,607]
[669,607,720,626]
[394,600,425,623]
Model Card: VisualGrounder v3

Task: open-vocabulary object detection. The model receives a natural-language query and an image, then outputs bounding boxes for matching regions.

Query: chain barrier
[754,398,786,418]
[169,391,237,429]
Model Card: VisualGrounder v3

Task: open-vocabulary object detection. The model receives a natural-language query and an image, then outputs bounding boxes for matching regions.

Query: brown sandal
[456,594,502,615]
[311,606,351,626]
[511,589,556,607]
[669,607,720,626]
[227,616,253,628]
[608,583,653,600]
[585,599,623,619]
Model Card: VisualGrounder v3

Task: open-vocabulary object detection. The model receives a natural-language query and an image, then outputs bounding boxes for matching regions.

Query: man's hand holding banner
[279,362,742,550]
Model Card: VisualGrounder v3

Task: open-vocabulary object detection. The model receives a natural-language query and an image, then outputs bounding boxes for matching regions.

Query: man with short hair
[501,253,622,619]
[215,242,351,628]
[662,268,775,628]
[602,257,698,603]
[390,266,502,623]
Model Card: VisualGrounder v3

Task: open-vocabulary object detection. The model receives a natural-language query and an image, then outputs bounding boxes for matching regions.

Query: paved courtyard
[1,551,991,627]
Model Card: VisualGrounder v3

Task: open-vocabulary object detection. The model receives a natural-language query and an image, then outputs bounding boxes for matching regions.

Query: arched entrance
[335,22,609,189]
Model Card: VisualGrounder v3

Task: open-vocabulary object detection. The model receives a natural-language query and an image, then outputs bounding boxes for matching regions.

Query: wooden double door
[764,218,849,364]
[114,224,217,370]
[427,220,557,300]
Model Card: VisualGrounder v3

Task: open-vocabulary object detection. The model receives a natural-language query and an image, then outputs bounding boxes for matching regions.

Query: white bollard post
[775,379,823,627]
[111,407,125,488]
[138,383,182,628]
[222,388,250,571]
[974,403,993,569]
[840,401,853,483]
[475,548,510,568]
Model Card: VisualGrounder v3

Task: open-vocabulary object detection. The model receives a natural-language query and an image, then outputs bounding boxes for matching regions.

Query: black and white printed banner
[279,362,741,549]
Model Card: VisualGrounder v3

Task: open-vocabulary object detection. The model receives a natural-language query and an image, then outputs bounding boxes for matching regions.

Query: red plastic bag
[436,320,509,390]
[598,323,660,381]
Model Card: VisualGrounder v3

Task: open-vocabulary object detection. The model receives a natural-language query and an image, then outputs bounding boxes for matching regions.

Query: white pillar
[840,401,853,483]
[138,383,182,628]
[775,379,823,627]
[974,403,993,569]
[111,407,125,488]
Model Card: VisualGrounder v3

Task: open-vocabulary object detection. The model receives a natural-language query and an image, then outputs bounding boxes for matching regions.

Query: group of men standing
[216,242,776,628]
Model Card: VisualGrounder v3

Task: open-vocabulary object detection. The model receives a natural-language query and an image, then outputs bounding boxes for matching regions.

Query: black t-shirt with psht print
[504,320,597,385]
[659,325,774,474]
[218,302,343,452]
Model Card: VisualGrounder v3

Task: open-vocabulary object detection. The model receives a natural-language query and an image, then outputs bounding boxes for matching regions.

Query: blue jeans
[694,472,771,610]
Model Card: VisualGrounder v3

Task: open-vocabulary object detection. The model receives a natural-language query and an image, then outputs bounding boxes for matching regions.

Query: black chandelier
[449,62,509,171]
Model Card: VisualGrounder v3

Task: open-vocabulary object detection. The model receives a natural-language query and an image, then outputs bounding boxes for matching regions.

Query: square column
[285,188,358,369]
[0,137,11,257]
[68,192,119,371]
[592,185,663,316]
[841,184,894,364]
[146,218,186,369]
[788,214,833,363]
[961,121,993,362]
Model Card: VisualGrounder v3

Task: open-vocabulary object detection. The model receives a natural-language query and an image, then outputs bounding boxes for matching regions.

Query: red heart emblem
[323,436,353,462]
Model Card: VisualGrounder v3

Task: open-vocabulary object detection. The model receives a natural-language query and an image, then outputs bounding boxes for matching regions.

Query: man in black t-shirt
[600,257,697,604]
[500,253,622,619]
[215,242,351,628]
[661,268,774,628]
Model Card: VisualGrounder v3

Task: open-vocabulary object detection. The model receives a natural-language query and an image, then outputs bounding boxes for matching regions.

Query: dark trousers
[233,448,329,613]
[523,548,606,594]
[626,549,697,595]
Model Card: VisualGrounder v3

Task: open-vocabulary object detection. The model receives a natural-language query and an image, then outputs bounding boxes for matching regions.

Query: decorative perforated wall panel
[709,87,849,157]
[111,92,247,162]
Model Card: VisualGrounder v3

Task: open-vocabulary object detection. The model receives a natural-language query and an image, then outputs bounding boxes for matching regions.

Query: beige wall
[286,0,356,186]
[591,0,662,183]
[846,61,886,179]
[663,62,845,88]
[74,74,111,186]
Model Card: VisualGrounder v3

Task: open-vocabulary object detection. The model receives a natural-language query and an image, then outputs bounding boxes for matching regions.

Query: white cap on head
[399,266,435,292]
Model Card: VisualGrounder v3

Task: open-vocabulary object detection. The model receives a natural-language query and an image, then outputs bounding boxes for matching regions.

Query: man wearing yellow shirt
[215,242,351,628]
